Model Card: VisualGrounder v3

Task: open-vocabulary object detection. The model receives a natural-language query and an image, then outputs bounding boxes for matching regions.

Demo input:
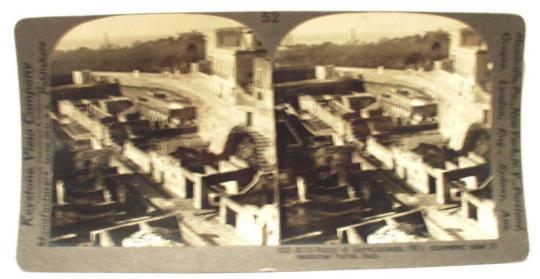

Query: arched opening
[462,123,490,159]
[222,126,265,169]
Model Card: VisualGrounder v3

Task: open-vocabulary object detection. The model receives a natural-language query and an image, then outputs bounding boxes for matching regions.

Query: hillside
[276,31,449,70]
[52,32,206,86]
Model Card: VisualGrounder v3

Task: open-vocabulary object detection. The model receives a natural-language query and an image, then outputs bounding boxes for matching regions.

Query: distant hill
[276,31,449,70]
[51,33,206,86]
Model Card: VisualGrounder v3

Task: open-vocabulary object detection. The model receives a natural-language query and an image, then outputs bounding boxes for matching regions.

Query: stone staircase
[240,127,273,172]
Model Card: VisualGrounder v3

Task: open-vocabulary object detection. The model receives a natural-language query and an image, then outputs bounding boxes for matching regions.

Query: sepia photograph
[11,7,531,272]
[49,14,279,247]
[274,13,495,244]
[48,12,497,248]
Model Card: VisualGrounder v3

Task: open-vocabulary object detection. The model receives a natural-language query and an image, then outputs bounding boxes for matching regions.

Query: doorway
[428,175,437,194]
[185,178,194,199]
[468,202,478,221]
[246,112,253,127]
[226,207,237,227]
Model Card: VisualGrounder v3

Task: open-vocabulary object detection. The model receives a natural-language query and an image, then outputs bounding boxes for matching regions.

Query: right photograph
[274,13,495,245]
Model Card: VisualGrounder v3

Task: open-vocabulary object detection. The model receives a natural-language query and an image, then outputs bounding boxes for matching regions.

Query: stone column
[193,176,208,209]
[55,180,65,205]
[461,193,470,218]
[219,198,228,225]
[436,172,451,205]
[296,176,308,202]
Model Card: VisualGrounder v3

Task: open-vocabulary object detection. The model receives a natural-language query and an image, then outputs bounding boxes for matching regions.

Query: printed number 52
[261,12,280,23]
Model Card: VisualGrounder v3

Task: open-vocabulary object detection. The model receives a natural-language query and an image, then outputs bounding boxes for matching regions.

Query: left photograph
[49,14,278,247]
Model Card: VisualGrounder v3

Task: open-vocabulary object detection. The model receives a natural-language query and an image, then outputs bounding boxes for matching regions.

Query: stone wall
[299,95,351,140]
[461,192,498,238]
[393,148,439,194]
[366,138,394,169]
[335,67,491,150]
[220,198,280,245]
[123,142,152,173]
[58,101,105,142]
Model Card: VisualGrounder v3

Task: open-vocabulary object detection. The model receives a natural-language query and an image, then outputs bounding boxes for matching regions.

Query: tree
[405,52,425,68]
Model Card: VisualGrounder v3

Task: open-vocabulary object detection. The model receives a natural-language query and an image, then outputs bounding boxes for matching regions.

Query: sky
[55,13,472,51]
[282,13,470,45]
[55,14,244,50]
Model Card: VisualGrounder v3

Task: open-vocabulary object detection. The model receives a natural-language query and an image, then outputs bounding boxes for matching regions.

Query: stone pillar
[461,193,470,218]
[219,198,228,224]
[103,189,113,203]
[346,228,365,244]
[436,172,451,205]
[296,176,308,202]
[193,176,208,209]
[98,231,115,247]
[259,205,280,246]
[55,180,65,205]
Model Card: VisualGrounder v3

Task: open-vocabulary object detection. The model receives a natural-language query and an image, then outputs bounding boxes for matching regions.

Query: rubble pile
[122,227,184,247]
[367,223,429,244]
